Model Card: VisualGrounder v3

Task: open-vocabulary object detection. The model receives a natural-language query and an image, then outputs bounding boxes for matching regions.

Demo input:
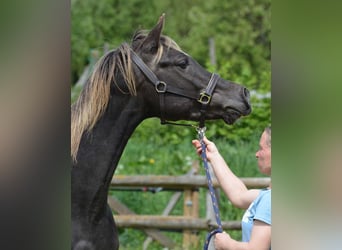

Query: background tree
[72,0,270,89]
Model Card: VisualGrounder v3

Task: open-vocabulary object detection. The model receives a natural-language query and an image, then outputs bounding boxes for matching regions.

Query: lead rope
[197,127,223,250]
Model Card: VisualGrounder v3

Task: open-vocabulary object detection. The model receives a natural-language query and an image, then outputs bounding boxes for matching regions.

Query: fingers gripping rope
[197,127,223,250]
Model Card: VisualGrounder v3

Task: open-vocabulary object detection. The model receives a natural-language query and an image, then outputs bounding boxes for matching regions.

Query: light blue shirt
[241,189,271,247]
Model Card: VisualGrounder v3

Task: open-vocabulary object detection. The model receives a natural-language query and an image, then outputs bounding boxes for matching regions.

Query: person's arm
[192,137,259,209]
[214,220,271,250]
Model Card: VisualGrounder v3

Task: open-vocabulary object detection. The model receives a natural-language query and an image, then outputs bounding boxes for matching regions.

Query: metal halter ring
[198,92,212,105]
[155,81,167,93]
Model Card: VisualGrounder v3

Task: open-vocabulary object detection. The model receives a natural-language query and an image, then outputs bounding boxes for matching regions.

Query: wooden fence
[109,162,270,249]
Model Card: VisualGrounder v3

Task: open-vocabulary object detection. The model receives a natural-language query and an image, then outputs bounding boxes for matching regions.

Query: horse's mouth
[222,109,243,124]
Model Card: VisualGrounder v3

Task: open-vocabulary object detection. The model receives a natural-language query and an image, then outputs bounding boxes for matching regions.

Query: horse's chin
[222,111,243,125]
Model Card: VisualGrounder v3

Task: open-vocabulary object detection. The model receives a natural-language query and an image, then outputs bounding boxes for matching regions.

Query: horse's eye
[177,59,188,69]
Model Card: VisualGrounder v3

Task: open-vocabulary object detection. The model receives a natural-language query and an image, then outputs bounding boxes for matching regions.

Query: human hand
[214,231,232,250]
[191,136,219,161]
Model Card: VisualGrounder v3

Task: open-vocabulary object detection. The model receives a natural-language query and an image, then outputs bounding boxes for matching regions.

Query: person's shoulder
[255,188,271,205]
[261,188,271,195]
[254,188,271,224]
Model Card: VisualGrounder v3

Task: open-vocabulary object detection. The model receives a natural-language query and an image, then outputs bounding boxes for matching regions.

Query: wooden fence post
[182,161,200,249]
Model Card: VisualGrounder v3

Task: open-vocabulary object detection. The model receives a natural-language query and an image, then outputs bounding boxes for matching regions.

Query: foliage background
[71,0,270,249]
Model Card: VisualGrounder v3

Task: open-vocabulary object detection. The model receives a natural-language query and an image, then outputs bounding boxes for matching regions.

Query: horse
[71,14,251,250]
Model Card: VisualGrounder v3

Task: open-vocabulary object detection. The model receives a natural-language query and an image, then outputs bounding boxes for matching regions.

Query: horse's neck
[72,95,144,213]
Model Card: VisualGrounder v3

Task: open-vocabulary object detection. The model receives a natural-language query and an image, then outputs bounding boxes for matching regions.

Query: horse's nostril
[243,88,250,98]
[243,88,251,111]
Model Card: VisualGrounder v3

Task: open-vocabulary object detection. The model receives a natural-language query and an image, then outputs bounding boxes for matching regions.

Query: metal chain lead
[197,126,223,250]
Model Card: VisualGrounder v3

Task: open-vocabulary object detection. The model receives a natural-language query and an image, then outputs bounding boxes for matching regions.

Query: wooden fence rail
[111,175,270,189]
[109,167,270,249]
[114,215,242,231]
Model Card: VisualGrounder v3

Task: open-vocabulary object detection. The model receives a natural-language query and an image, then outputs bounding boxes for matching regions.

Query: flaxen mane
[71,43,135,162]
[71,32,182,162]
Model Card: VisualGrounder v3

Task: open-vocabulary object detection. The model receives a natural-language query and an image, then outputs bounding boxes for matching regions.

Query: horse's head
[131,14,251,125]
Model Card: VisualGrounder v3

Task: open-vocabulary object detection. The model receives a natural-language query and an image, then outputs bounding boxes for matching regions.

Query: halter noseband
[130,49,219,128]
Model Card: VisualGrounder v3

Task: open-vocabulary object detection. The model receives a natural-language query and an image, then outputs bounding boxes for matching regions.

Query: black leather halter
[130,49,219,128]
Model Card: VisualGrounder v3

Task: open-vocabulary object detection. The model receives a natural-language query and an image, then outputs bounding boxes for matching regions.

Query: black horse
[71,14,251,250]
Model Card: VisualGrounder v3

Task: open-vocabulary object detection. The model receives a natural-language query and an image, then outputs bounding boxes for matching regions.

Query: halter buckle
[155,81,167,93]
[198,92,211,104]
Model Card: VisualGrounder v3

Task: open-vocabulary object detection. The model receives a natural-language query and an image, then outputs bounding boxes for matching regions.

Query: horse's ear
[141,13,165,54]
